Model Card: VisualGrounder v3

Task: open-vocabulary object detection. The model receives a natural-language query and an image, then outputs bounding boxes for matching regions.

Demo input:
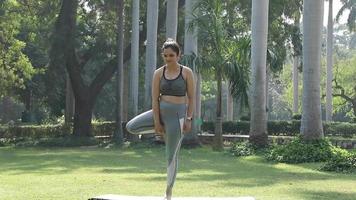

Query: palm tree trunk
[301,0,324,140]
[130,0,140,118]
[114,0,124,144]
[227,83,233,121]
[292,56,299,114]
[183,0,199,145]
[213,69,223,151]
[166,0,178,39]
[195,72,202,130]
[249,0,269,147]
[326,0,334,121]
[144,0,158,110]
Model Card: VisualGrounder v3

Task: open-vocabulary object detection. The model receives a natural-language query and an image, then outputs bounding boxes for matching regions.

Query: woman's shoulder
[181,65,193,74]
[154,66,165,74]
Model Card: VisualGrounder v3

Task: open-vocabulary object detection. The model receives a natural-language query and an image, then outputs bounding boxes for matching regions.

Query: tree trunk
[301,0,324,140]
[183,0,199,146]
[249,0,269,147]
[144,0,158,110]
[213,70,223,151]
[292,56,299,114]
[326,0,334,121]
[73,97,93,137]
[122,62,129,122]
[227,83,233,121]
[65,73,75,124]
[195,72,202,131]
[130,0,140,118]
[166,0,178,39]
[114,0,124,144]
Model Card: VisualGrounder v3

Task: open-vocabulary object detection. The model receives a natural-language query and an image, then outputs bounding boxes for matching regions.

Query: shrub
[200,121,356,137]
[292,114,302,120]
[266,137,343,163]
[15,136,99,147]
[320,151,356,173]
[230,141,255,157]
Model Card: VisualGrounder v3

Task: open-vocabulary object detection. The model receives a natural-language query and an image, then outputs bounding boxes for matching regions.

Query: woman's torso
[159,65,187,104]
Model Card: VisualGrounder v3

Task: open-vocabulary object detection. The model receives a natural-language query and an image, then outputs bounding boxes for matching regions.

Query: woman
[126,38,195,200]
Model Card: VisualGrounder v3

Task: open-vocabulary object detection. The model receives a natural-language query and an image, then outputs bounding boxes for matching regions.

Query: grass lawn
[0,144,355,200]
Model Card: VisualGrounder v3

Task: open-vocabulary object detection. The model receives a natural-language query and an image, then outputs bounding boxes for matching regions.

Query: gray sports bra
[160,65,187,97]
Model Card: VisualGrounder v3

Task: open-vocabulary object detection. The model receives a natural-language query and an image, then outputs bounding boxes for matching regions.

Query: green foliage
[0,121,119,142]
[292,114,302,120]
[321,151,356,173]
[332,52,356,120]
[201,120,356,137]
[229,141,255,157]
[266,137,344,163]
[0,0,35,96]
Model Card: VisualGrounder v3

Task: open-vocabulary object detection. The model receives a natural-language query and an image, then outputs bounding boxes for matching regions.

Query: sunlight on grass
[0,146,355,200]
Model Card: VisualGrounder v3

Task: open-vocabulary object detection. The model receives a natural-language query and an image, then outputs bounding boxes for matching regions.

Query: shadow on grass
[0,145,355,190]
[295,190,356,200]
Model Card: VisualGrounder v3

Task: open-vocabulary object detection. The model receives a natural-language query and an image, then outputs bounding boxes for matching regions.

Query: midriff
[160,95,187,104]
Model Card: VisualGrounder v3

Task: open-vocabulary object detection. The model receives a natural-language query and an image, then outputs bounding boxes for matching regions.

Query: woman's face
[162,47,179,64]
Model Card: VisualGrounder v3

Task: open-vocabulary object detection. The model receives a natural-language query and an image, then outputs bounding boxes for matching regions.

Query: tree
[336,0,356,32]
[166,0,179,39]
[191,0,250,151]
[129,0,140,118]
[144,0,158,110]
[333,53,356,121]
[114,0,124,144]
[301,0,324,140]
[0,0,35,97]
[249,0,269,147]
[326,0,334,121]
[50,0,119,137]
[183,0,199,145]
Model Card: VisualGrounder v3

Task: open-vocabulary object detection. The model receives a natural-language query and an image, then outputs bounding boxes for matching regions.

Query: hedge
[0,120,355,140]
[201,120,356,137]
[0,122,120,139]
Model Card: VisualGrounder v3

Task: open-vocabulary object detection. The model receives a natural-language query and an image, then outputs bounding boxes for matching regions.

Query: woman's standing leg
[160,102,186,199]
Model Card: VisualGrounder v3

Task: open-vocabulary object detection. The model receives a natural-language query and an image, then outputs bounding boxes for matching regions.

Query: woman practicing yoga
[126,38,195,200]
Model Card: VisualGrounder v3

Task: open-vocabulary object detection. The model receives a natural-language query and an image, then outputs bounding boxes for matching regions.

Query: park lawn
[0,145,355,200]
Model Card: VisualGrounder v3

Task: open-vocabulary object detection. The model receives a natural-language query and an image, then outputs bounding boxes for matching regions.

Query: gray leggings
[126,101,187,189]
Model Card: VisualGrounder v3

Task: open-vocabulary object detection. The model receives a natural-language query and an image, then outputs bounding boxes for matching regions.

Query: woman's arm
[185,67,195,121]
[152,69,164,134]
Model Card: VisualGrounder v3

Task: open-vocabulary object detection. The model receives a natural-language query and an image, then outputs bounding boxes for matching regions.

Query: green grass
[0,145,355,200]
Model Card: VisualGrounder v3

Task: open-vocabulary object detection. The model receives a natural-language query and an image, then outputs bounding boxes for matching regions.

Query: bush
[230,141,255,157]
[200,120,356,137]
[15,136,99,147]
[320,151,356,173]
[292,114,302,120]
[266,137,344,163]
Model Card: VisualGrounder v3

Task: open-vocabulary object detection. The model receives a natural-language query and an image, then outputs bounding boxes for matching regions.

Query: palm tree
[336,0,355,32]
[166,0,178,39]
[144,0,158,110]
[249,0,269,147]
[114,0,124,144]
[326,0,334,121]
[301,0,324,140]
[130,0,139,118]
[226,83,233,121]
[292,13,302,114]
[183,0,200,145]
[190,0,250,151]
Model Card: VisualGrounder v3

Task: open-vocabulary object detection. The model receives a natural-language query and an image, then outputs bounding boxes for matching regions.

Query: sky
[323,0,349,26]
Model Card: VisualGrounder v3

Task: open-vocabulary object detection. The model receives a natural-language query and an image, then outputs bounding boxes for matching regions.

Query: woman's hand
[154,122,165,136]
[183,120,192,134]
